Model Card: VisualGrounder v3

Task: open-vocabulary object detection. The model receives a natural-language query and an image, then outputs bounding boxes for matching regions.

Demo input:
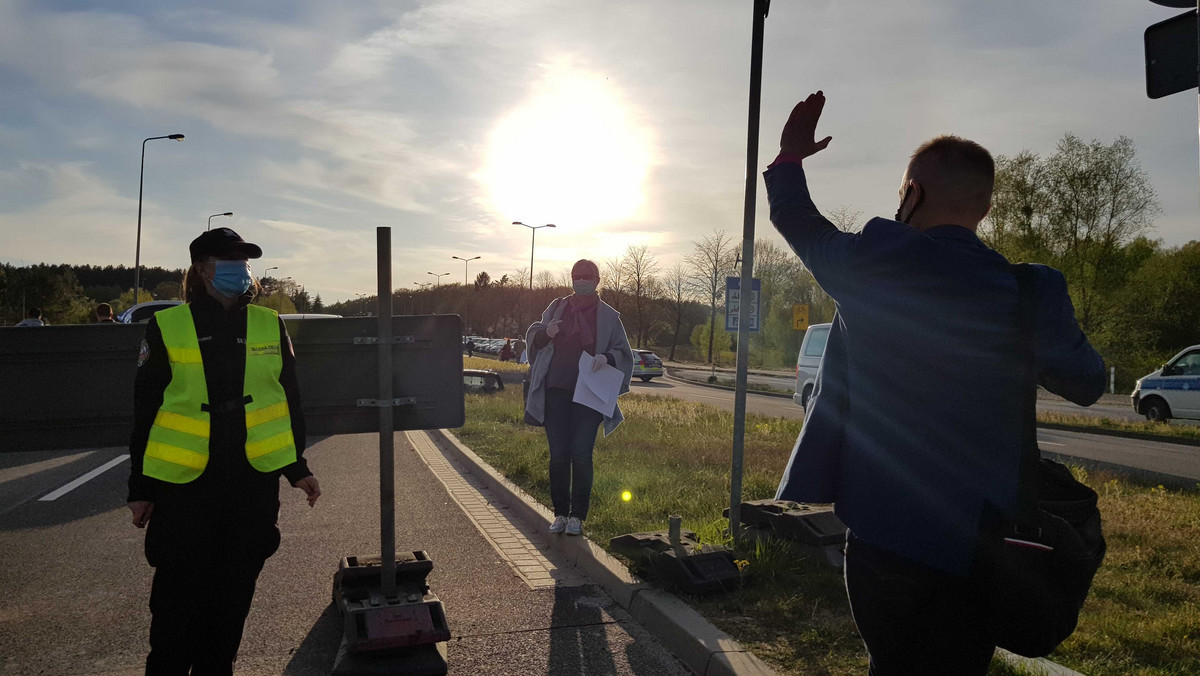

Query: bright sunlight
[478,59,655,232]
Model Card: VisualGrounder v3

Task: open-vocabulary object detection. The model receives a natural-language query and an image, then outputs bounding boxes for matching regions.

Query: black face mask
[895,184,923,224]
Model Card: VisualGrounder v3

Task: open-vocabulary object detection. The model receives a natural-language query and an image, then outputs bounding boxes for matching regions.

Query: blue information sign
[725,277,761,332]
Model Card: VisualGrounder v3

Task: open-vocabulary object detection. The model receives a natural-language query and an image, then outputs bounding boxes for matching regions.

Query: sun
[478,59,654,232]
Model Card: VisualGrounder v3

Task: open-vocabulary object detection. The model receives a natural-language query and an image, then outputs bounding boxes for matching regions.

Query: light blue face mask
[211,260,253,297]
[572,280,597,295]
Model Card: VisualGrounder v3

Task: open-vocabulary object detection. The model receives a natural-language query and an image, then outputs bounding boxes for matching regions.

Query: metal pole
[730,0,769,543]
[377,227,396,598]
[134,139,147,302]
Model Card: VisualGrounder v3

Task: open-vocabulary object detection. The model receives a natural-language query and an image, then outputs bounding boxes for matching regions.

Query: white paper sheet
[573,352,623,417]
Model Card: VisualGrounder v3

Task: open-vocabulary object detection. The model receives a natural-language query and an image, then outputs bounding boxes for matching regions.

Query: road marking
[38,454,129,501]
[1038,441,1066,447]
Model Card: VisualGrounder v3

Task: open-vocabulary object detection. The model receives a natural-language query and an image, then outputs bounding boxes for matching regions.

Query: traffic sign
[1145,9,1197,99]
[792,304,810,331]
[725,277,761,332]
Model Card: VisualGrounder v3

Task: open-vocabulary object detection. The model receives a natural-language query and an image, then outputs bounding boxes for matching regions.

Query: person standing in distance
[96,303,117,323]
[524,259,633,536]
[127,227,321,675]
[767,92,1104,674]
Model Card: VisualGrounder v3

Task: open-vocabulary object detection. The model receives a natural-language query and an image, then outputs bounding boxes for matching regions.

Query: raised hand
[780,90,833,160]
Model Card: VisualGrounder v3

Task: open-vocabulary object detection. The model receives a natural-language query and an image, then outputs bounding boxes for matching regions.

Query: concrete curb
[425,428,779,676]
[996,650,1086,676]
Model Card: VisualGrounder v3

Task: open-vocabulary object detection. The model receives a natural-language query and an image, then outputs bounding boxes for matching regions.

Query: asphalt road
[669,367,1152,423]
[0,434,686,675]
[632,376,1199,483]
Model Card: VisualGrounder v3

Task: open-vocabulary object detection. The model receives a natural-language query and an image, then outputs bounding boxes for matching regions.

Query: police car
[633,350,663,382]
[1131,344,1200,422]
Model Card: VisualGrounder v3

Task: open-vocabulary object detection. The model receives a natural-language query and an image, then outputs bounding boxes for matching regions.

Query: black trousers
[544,387,603,520]
[145,556,266,675]
[844,532,995,676]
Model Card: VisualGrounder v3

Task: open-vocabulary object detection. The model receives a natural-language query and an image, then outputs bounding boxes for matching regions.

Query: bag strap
[1013,263,1041,527]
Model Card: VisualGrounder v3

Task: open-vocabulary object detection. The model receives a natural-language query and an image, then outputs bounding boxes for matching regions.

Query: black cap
[189,227,263,262]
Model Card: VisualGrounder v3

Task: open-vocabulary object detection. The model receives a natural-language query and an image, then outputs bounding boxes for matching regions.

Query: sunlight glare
[479,60,654,232]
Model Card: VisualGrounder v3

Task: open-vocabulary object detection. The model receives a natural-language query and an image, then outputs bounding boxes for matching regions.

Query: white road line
[1038,441,1066,447]
[38,454,130,501]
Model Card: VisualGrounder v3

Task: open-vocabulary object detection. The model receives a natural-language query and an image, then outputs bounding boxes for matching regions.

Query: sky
[1,0,1198,303]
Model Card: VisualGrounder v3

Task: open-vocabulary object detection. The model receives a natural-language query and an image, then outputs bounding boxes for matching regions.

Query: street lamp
[451,255,481,285]
[207,212,233,231]
[512,222,555,291]
[427,271,449,287]
[134,133,185,301]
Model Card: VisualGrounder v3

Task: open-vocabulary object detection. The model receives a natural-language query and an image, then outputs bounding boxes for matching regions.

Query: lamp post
[451,255,481,285]
[207,211,233,231]
[135,133,185,302]
[427,271,449,287]
[512,222,555,291]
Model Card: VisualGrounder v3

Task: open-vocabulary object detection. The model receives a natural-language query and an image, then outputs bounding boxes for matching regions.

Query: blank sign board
[1146,9,1197,99]
[0,315,463,452]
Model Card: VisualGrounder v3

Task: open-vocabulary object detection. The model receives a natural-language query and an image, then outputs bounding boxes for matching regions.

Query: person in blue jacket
[767,92,1105,674]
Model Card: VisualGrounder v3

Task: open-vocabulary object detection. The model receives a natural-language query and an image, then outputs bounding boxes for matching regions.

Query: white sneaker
[549,516,568,534]
[566,517,583,536]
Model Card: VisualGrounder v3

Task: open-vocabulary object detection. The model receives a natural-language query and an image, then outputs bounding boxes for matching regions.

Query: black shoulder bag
[980,263,1107,657]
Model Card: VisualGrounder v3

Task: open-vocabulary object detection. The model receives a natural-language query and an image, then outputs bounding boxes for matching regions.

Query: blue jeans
[544,388,602,520]
[844,532,995,675]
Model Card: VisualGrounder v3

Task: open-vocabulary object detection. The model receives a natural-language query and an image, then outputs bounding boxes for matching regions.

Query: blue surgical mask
[572,280,597,295]
[212,260,253,297]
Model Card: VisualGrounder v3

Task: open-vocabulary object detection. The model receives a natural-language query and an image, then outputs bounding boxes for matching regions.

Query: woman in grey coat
[524,259,634,536]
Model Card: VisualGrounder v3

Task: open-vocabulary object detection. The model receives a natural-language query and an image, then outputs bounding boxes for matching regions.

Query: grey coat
[524,296,634,436]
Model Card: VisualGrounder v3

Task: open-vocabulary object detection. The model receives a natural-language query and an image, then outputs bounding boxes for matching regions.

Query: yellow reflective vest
[143,303,297,483]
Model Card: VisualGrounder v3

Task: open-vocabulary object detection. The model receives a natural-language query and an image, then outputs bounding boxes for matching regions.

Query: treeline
[0,263,318,325]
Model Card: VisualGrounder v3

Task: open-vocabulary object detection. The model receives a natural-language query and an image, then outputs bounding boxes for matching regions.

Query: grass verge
[463,355,529,373]
[458,388,1200,675]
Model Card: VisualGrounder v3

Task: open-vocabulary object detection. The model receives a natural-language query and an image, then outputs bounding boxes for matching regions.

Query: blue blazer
[766,162,1105,575]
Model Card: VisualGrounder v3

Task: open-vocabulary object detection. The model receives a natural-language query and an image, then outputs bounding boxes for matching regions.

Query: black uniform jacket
[127,293,312,566]
[127,292,311,504]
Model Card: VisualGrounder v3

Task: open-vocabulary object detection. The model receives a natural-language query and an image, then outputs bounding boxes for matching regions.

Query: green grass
[463,355,529,373]
[459,389,1200,675]
[1037,412,1200,444]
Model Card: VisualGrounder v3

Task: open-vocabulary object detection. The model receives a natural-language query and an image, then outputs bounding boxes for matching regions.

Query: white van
[1131,344,1200,422]
[793,322,831,409]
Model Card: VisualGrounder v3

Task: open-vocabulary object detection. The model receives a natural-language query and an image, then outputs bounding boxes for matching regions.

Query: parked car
[793,323,832,409]
[633,350,663,382]
[1131,344,1200,422]
[117,300,183,324]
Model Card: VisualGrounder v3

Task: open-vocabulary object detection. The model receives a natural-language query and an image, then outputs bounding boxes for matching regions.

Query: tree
[311,294,324,313]
[152,281,181,300]
[621,245,659,348]
[474,270,491,290]
[255,291,297,314]
[685,229,739,364]
[981,134,1161,337]
[660,262,691,360]
[826,204,865,232]
[602,257,627,312]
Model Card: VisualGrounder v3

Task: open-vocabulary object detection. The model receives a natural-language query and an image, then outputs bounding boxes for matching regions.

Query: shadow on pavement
[283,601,342,675]
[547,586,621,675]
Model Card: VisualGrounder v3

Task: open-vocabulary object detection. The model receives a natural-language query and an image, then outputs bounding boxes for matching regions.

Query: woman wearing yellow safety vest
[126,227,320,674]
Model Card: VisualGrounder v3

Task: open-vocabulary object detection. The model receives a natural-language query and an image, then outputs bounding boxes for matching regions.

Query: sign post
[729,0,771,544]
